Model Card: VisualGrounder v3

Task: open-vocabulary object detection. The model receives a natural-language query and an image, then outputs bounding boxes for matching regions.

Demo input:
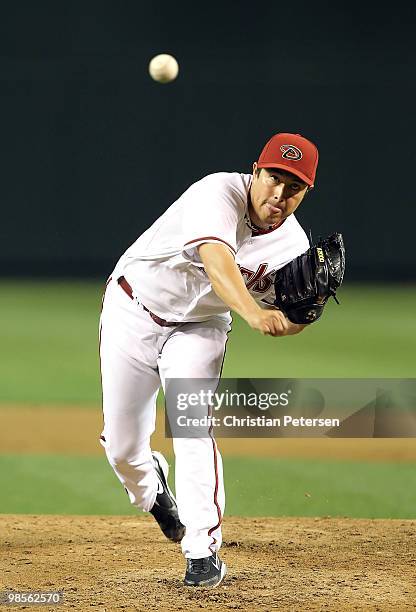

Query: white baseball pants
[99,277,230,559]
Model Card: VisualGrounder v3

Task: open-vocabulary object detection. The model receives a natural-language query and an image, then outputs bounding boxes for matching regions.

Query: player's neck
[247,217,284,234]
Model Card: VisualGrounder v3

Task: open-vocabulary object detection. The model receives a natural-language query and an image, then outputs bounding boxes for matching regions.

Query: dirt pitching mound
[1,515,415,611]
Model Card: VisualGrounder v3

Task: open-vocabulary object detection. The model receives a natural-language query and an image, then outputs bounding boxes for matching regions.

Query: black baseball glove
[273,232,345,324]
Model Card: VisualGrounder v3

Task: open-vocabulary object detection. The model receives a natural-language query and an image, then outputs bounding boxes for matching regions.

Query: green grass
[224,457,416,518]
[0,281,103,404]
[224,285,416,379]
[0,281,415,404]
[1,281,413,519]
[0,455,414,519]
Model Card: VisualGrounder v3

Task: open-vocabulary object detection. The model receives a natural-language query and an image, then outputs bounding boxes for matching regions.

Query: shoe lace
[189,557,209,574]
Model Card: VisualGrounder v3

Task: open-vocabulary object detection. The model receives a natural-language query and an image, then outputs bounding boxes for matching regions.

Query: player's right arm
[198,243,297,337]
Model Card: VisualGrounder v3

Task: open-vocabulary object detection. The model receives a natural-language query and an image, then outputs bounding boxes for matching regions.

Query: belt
[117,276,180,327]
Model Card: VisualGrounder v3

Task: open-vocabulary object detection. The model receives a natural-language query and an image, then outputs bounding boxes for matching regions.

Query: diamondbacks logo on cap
[280,144,303,161]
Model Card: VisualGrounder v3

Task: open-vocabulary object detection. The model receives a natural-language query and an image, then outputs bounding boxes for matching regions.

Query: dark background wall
[1,1,415,280]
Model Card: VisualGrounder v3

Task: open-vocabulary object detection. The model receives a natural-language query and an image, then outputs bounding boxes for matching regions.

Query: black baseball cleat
[149,451,185,543]
[184,552,227,588]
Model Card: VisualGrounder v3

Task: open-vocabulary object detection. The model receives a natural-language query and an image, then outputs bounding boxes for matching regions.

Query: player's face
[249,164,308,228]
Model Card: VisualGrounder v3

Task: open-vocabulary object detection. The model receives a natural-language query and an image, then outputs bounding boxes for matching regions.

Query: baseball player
[99,132,319,588]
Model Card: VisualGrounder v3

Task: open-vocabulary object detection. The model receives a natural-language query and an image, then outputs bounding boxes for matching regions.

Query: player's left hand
[274,232,345,324]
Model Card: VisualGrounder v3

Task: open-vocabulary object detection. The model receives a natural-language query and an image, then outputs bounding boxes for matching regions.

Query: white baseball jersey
[112,172,309,323]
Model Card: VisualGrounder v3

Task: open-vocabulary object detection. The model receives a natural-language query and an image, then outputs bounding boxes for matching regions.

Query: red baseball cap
[257,133,319,187]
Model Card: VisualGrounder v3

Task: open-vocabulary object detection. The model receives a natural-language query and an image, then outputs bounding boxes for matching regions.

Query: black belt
[117,276,180,327]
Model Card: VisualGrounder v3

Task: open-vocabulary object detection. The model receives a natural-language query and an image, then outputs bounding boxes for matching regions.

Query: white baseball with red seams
[99,171,309,560]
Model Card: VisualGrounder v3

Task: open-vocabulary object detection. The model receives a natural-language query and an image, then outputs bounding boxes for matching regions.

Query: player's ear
[303,184,313,196]
[252,162,258,175]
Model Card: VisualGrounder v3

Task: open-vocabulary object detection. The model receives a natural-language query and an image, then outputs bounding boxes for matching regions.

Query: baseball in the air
[148,54,179,84]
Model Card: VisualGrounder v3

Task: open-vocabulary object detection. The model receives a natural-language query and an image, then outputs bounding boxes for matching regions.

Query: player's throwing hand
[246,308,289,336]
